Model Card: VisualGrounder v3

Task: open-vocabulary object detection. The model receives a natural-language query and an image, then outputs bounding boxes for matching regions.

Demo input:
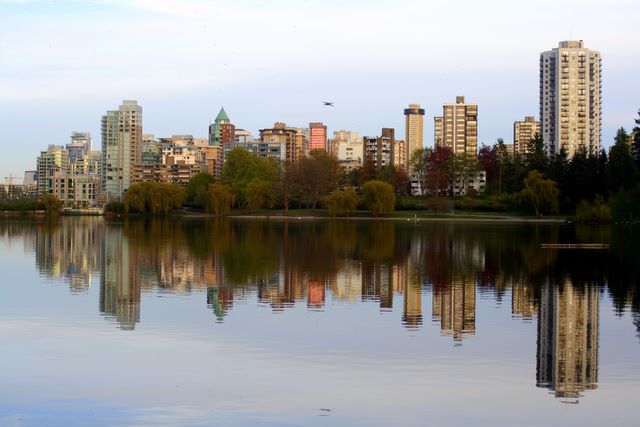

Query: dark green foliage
[186,173,215,207]
[0,199,45,212]
[607,128,639,192]
[42,194,62,214]
[222,148,280,207]
[609,184,640,223]
[573,195,612,224]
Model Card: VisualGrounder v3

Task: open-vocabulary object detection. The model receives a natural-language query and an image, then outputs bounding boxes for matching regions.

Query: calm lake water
[1,217,639,426]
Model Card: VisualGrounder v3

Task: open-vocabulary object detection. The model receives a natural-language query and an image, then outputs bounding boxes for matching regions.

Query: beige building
[50,171,100,207]
[393,139,406,170]
[540,40,602,157]
[404,104,424,169]
[434,96,478,157]
[514,116,541,154]
[259,122,299,162]
[333,130,363,171]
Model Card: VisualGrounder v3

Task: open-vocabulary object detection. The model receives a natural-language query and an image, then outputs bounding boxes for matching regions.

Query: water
[1,217,639,426]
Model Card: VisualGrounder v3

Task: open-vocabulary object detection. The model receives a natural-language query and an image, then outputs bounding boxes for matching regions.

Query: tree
[205,184,235,215]
[246,178,276,210]
[222,148,279,206]
[607,127,638,192]
[323,188,359,216]
[632,109,640,169]
[186,173,215,207]
[520,170,559,217]
[409,148,427,195]
[425,146,453,195]
[449,153,480,195]
[279,162,301,211]
[42,194,62,214]
[297,150,340,209]
[124,182,186,214]
[362,180,395,216]
[478,143,499,192]
[524,133,547,173]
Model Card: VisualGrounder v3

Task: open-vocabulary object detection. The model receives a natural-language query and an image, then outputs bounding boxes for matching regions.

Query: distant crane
[3,174,23,185]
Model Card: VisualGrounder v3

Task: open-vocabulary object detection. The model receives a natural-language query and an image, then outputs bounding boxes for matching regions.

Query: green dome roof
[215,107,230,123]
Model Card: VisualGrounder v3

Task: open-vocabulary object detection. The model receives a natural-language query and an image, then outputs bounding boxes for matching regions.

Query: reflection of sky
[1,237,640,426]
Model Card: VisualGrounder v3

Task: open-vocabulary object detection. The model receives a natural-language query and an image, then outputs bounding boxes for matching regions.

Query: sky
[1,0,639,179]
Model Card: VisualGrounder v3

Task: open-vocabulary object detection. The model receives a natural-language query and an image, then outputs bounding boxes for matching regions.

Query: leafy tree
[222,148,279,206]
[520,170,559,217]
[409,148,427,195]
[449,153,480,195]
[124,182,186,214]
[246,178,276,210]
[279,162,301,211]
[42,194,62,214]
[297,150,340,209]
[607,127,638,192]
[478,143,499,192]
[323,188,359,216]
[362,180,395,216]
[425,146,453,195]
[186,173,215,207]
[205,184,235,215]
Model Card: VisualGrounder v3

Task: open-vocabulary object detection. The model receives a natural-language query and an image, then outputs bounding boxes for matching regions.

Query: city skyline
[2,0,639,178]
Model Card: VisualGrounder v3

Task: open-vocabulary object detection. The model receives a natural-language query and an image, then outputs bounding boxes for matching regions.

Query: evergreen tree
[607,127,638,192]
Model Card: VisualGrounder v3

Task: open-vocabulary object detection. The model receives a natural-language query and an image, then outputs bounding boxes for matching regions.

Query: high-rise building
[208,107,234,147]
[404,104,425,169]
[333,130,362,171]
[434,96,478,157]
[309,122,327,152]
[514,116,541,154]
[363,130,393,170]
[259,122,299,162]
[540,40,602,157]
[101,100,142,199]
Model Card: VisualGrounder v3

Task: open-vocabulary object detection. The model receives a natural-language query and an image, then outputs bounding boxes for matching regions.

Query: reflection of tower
[432,279,476,341]
[512,282,537,320]
[100,226,141,330]
[537,280,599,402]
[307,279,325,309]
[361,262,394,310]
[402,273,422,328]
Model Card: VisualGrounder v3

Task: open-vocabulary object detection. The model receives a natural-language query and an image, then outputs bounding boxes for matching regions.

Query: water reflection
[2,217,639,405]
[537,281,599,402]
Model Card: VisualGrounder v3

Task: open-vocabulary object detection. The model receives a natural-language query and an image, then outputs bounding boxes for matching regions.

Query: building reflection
[100,225,141,330]
[432,278,476,342]
[512,282,537,321]
[536,280,599,402]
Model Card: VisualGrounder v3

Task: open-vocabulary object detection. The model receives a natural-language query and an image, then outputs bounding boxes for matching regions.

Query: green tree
[205,184,235,215]
[323,188,359,216]
[222,148,279,206]
[186,173,215,207]
[246,178,277,210]
[42,194,62,214]
[362,180,395,216]
[520,170,559,217]
[607,127,638,192]
[632,109,640,169]
[297,150,340,209]
[124,182,185,214]
[573,195,612,224]
[524,133,548,173]
[124,183,147,213]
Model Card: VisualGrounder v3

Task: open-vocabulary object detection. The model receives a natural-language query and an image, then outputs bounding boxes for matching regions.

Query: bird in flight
[323,101,334,107]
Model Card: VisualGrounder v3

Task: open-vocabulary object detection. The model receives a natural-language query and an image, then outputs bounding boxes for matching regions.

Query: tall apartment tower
[309,122,327,152]
[434,96,478,157]
[540,40,602,157]
[404,104,425,169]
[101,100,142,199]
[36,145,69,197]
[514,116,541,154]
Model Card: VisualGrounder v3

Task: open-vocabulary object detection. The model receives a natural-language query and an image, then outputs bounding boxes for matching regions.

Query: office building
[540,40,602,157]
[434,96,478,157]
[101,100,142,200]
[404,104,425,169]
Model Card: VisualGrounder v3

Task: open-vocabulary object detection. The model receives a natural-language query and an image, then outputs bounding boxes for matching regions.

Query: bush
[323,188,359,216]
[42,194,62,214]
[573,195,612,224]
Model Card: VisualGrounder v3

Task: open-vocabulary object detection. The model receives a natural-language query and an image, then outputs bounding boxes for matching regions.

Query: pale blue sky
[1,0,639,179]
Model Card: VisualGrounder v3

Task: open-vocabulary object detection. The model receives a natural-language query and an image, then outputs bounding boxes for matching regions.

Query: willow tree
[205,184,235,216]
[520,170,559,217]
[362,180,395,216]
